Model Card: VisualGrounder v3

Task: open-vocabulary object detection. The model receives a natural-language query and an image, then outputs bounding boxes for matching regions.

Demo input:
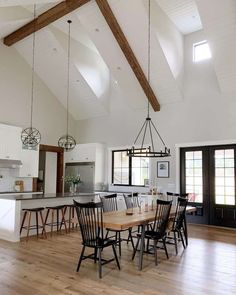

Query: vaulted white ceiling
[1,0,236,120]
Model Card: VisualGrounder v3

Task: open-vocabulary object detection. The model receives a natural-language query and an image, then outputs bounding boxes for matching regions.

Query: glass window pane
[194,151,202,159]
[225,159,234,168]
[194,160,202,168]
[225,149,234,158]
[225,187,234,196]
[114,152,122,167]
[225,196,235,205]
[215,150,224,158]
[195,177,202,185]
[215,196,225,205]
[113,168,122,184]
[186,160,194,168]
[186,152,194,159]
[225,177,234,186]
[215,159,224,167]
[186,185,194,193]
[121,151,129,167]
[121,168,129,184]
[186,177,194,185]
[215,177,224,186]
[215,187,225,195]
[225,168,234,177]
[186,169,194,177]
[194,168,202,177]
[215,168,224,177]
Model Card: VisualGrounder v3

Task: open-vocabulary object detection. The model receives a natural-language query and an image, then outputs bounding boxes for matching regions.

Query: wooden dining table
[103,205,196,270]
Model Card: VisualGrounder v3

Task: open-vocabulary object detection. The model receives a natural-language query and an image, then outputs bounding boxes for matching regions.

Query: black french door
[181,144,236,228]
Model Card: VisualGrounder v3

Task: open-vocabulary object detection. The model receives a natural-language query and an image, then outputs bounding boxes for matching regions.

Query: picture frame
[157,161,169,178]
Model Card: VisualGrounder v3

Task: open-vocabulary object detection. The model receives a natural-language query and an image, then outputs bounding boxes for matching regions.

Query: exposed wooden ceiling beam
[3,0,91,46]
[95,0,160,112]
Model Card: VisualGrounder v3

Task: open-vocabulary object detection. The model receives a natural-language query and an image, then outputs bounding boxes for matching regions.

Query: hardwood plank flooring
[0,225,236,295]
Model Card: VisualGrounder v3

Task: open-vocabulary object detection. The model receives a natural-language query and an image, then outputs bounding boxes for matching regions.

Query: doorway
[180,144,236,227]
[33,145,64,193]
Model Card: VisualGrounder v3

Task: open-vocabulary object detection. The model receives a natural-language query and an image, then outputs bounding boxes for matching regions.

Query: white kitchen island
[0,192,99,242]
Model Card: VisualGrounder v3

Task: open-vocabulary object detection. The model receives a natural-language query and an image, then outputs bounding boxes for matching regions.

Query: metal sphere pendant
[58,135,76,151]
[21,127,41,148]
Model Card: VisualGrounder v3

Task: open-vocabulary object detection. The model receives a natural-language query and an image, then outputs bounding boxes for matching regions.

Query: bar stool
[44,205,67,236]
[20,207,47,241]
[64,204,78,232]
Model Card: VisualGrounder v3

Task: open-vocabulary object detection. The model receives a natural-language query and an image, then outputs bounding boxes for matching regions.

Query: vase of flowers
[64,175,81,193]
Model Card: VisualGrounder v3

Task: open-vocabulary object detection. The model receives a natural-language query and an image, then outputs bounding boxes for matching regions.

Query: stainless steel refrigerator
[64,162,95,193]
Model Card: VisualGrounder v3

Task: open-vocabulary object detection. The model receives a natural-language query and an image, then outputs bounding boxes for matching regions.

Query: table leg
[183,215,188,246]
[138,223,146,271]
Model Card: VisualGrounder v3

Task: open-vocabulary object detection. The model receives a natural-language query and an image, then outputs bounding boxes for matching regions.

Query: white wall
[0,42,76,146]
[76,29,236,193]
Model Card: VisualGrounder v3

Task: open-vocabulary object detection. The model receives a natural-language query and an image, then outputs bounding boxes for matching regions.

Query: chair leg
[26,212,31,241]
[61,208,68,233]
[94,248,98,263]
[36,211,39,238]
[179,231,186,249]
[146,237,150,252]
[154,240,158,266]
[118,231,121,256]
[162,238,169,259]
[174,231,178,255]
[105,229,109,239]
[98,248,102,279]
[39,211,47,239]
[77,245,85,272]
[20,211,27,234]
[112,244,120,270]
[128,228,135,249]
[68,207,72,232]
[132,236,140,260]
[51,209,54,237]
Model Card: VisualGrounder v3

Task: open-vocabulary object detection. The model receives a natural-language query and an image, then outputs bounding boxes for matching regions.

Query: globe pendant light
[58,20,76,152]
[127,0,170,158]
[21,4,41,149]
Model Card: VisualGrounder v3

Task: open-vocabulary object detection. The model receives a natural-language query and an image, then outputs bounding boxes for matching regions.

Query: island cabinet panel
[0,124,21,160]
[19,149,39,178]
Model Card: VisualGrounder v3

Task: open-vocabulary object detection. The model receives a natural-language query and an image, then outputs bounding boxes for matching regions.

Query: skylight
[193,41,212,62]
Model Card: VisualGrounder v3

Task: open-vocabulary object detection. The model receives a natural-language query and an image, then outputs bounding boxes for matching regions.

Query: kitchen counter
[0,192,97,201]
[0,192,99,242]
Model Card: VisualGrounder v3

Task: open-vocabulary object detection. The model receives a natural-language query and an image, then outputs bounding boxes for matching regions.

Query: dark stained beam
[95,0,160,111]
[3,0,91,46]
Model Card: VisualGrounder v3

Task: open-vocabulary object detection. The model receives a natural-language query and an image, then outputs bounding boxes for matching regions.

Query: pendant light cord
[66,20,72,136]
[30,4,36,128]
[147,0,151,118]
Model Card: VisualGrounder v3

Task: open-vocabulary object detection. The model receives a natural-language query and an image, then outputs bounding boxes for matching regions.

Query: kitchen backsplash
[0,168,32,192]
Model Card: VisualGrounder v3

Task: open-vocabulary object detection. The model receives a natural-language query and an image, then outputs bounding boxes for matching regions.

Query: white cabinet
[64,144,96,163]
[0,124,21,160]
[19,149,39,178]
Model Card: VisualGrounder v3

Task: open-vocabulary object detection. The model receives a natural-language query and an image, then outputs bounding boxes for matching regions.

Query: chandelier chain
[66,20,72,136]
[30,4,36,128]
[147,0,151,118]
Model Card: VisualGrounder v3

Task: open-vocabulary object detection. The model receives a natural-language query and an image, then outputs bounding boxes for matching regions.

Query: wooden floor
[0,225,236,295]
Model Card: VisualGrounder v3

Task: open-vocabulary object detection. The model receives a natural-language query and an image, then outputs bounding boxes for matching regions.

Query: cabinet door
[77,145,96,162]
[64,146,79,163]
[19,149,39,177]
[0,125,21,160]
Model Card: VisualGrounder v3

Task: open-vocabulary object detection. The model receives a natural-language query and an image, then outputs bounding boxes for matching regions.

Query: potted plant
[64,175,81,193]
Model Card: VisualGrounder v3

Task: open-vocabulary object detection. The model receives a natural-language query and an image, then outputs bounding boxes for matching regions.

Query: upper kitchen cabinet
[0,124,21,160]
[19,148,39,178]
[64,143,97,163]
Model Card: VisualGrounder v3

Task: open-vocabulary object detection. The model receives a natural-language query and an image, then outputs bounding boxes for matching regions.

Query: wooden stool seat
[22,207,44,212]
[44,205,67,236]
[20,207,47,241]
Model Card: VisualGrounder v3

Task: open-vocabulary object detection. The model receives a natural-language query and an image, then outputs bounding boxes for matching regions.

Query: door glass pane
[185,151,203,203]
[214,149,235,205]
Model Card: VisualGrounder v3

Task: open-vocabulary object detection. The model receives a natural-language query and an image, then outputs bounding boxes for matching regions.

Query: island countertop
[0,192,98,201]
